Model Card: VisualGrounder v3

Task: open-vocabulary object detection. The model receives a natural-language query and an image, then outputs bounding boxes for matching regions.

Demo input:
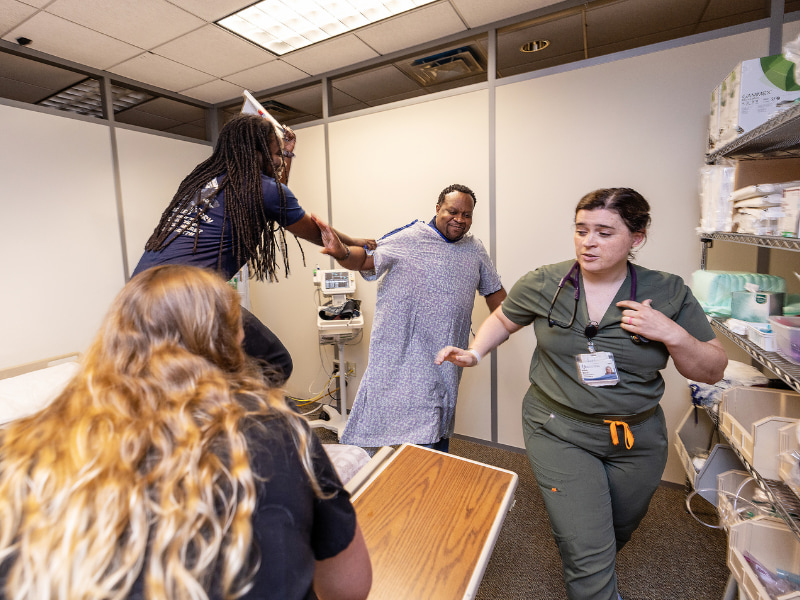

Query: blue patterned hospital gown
[340,220,503,447]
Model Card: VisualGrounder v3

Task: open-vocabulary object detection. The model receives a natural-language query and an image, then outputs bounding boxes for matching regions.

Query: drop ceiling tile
[224,59,310,92]
[590,25,698,58]
[111,52,215,92]
[153,24,272,78]
[164,121,206,139]
[280,35,379,76]
[166,0,253,22]
[0,0,37,37]
[266,85,324,118]
[0,51,85,89]
[586,0,706,46]
[115,108,182,130]
[355,3,467,55]
[702,0,769,21]
[0,75,56,103]
[131,96,206,121]
[451,0,561,27]
[332,65,419,103]
[16,0,50,7]
[2,12,142,70]
[45,0,204,48]
[179,77,241,103]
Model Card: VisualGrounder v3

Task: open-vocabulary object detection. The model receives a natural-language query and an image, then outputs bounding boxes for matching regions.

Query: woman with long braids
[133,114,374,383]
[0,264,371,600]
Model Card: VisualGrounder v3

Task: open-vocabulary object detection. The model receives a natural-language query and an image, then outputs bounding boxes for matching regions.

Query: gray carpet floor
[315,428,730,600]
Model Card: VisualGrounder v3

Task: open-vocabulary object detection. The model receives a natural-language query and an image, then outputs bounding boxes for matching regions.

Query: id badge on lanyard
[576,351,619,387]
[576,323,620,387]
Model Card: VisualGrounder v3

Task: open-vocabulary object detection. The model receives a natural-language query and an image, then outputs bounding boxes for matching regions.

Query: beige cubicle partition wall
[494,27,770,480]
[327,90,493,440]
[0,103,125,369]
[116,127,212,276]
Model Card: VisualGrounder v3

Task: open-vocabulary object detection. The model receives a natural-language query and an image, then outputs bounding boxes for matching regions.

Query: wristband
[467,348,481,364]
[282,149,295,158]
[338,245,350,261]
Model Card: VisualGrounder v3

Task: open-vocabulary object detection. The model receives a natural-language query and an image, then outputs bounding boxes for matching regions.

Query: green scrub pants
[522,392,668,600]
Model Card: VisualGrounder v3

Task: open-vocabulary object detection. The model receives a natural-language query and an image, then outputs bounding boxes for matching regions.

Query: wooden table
[350,443,518,600]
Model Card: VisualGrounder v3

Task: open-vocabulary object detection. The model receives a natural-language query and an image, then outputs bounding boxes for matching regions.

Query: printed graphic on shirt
[168,178,219,237]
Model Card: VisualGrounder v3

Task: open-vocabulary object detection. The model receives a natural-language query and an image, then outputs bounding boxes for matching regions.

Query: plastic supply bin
[717,470,761,532]
[675,405,745,504]
[769,316,800,365]
[746,322,778,352]
[720,387,800,480]
[779,422,800,498]
[728,518,800,600]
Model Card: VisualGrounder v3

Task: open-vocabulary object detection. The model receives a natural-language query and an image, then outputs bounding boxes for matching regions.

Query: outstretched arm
[435,306,523,368]
[311,214,375,271]
[285,214,376,254]
[617,298,727,384]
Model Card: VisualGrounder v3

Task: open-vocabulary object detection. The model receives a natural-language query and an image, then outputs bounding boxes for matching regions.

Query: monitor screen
[320,269,356,295]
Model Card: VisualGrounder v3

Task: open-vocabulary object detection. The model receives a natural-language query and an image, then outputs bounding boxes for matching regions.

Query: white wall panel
[495,29,769,481]
[116,127,212,275]
[0,105,124,368]
[249,125,338,403]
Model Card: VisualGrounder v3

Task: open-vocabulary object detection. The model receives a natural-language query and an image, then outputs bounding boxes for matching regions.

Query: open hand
[310,214,346,258]
[434,346,478,368]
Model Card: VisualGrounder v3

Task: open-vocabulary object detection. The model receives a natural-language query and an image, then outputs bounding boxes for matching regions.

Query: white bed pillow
[323,444,371,484]
[0,361,80,425]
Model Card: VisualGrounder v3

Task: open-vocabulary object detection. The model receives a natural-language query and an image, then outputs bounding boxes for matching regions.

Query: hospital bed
[0,353,373,485]
[0,352,81,425]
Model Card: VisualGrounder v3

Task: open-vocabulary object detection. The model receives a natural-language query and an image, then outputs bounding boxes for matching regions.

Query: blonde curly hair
[0,265,321,600]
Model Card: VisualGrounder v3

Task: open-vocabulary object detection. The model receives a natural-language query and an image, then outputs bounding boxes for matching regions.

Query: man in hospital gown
[312,184,506,452]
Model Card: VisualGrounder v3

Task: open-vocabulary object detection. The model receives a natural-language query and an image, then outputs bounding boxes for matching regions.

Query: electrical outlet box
[332,360,356,377]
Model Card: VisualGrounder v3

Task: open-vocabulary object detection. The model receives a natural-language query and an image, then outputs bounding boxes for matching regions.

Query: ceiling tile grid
[3,11,143,70]
[110,52,216,92]
[451,0,560,27]
[279,34,380,75]
[0,0,37,37]
[354,3,467,54]
[224,59,309,91]
[44,0,205,48]
[179,77,243,103]
[151,24,271,78]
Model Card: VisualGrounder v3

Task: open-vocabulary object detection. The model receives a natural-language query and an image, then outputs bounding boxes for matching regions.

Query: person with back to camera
[435,188,727,600]
[132,114,375,385]
[0,264,371,600]
[312,184,506,454]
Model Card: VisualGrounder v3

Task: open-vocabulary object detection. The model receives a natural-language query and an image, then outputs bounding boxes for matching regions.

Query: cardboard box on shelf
[719,54,800,147]
[734,157,800,190]
[781,186,800,237]
[709,84,721,152]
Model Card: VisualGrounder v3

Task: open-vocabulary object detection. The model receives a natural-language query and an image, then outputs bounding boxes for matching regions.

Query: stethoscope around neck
[547,261,649,344]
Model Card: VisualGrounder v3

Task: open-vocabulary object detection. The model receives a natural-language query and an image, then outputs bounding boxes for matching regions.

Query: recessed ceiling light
[521,40,550,53]
[217,0,437,56]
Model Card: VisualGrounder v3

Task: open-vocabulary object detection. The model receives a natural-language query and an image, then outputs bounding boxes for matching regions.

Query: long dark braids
[144,114,300,282]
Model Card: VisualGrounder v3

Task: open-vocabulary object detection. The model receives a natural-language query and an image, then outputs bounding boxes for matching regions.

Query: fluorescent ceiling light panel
[218,0,436,56]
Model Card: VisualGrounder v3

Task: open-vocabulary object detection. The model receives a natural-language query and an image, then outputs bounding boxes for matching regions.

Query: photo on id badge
[576,351,619,387]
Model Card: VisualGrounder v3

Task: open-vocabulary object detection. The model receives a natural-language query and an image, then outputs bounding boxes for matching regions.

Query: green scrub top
[502,259,716,416]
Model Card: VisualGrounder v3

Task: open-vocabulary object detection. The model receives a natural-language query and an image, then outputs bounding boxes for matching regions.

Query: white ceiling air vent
[404,45,485,86]
[37,78,152,118]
